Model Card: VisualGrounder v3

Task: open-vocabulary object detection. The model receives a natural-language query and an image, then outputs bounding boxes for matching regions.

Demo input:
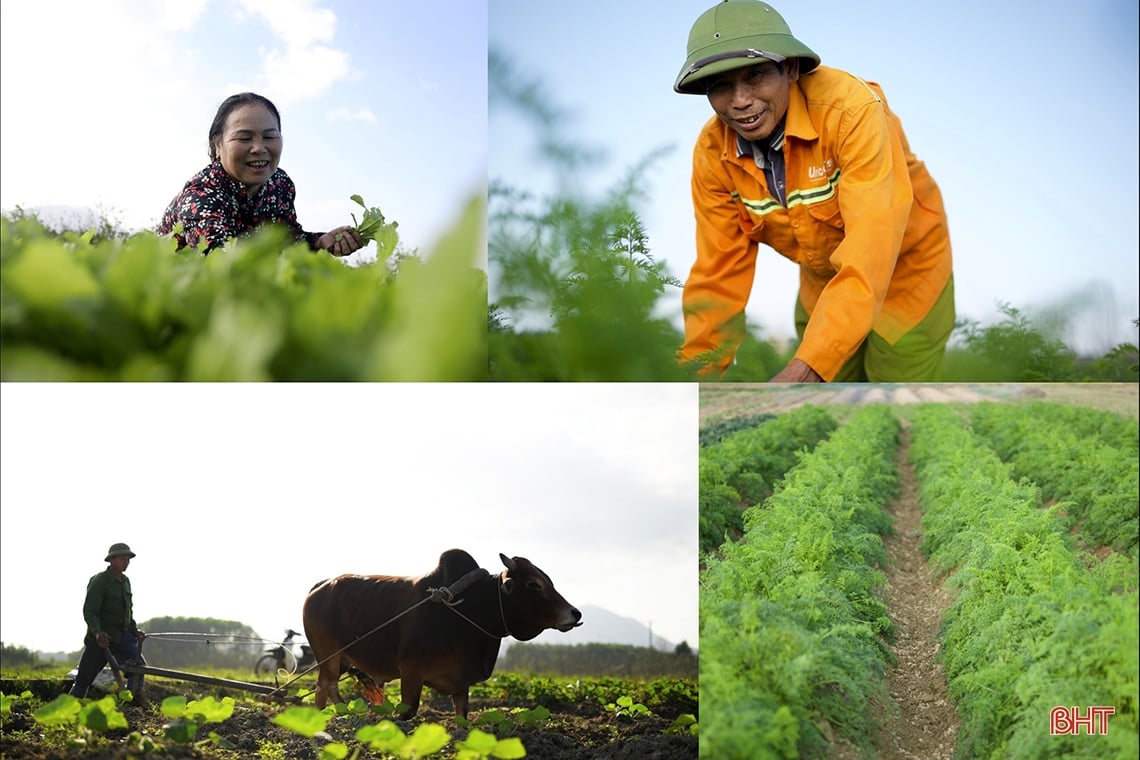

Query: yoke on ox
[302,549,582,719]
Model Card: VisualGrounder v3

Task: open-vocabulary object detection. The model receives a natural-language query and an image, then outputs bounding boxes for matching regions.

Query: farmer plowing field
[675,0,955,382]
[67,543,147,703]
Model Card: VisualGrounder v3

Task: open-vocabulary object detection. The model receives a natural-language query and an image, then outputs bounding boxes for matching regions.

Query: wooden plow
[105,648,307,703]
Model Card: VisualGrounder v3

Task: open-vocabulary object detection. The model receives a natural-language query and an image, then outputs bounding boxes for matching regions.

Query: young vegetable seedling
[349,194,399,262]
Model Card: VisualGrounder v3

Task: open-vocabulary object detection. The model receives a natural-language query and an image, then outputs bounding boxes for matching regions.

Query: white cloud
[154,0,211,31]
[235,0,337,46]
[328,107,378,124]
[231,0,353,104]
[259,45,351,103]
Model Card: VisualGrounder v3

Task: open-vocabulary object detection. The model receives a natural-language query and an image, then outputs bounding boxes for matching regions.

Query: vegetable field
[699,384,1139,759]
[1,671,697,759]
[0,194,486,381]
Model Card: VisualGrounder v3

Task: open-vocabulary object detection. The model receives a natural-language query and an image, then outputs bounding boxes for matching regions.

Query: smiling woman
[156,92,364,256]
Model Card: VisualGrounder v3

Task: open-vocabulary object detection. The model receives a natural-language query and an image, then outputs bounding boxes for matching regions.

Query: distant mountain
[502,605,683,652]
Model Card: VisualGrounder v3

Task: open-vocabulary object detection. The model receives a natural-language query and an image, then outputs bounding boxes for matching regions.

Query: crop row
[970,401,1139,554]
[700,405,900,759]
[982,400,1136,453]
[909,405,1139,759]
[698,412,776,447]
[699,405,837,554]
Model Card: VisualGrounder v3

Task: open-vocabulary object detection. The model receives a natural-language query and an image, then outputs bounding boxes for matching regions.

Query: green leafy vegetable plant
[349,194,399,262]
[459,705,551,736]
[160,695,236,748]
[1,690,30,726]
[1,190,486,381]
[603,695,651,720]
[455,728,527,759]
[700,405,900,758]
[32,693,129,748]
[666,713,699,737]
[910,404,1138,759]
[699,404,838,554]
[355,720,450,757]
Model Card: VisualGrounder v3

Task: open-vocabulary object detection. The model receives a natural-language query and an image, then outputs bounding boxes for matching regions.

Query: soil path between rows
[878,426,958,759]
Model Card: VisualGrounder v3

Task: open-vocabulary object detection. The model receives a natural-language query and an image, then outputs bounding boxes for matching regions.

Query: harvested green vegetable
[350,194,399,262]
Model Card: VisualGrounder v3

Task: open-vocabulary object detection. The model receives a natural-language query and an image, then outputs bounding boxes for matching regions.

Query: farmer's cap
[105,543,136,562]
[675,0,820,95]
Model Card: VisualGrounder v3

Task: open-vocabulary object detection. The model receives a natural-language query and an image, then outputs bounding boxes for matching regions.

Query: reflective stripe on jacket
[681,65,953,380]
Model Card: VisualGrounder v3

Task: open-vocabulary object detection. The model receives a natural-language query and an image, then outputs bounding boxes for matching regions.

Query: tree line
[4,621,699,682]
[499,641,698,679]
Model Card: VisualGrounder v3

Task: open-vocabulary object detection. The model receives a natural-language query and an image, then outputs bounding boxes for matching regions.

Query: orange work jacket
[680,65,953,380]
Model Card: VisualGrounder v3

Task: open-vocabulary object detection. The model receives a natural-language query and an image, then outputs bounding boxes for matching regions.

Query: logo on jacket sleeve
[808,159,836,180]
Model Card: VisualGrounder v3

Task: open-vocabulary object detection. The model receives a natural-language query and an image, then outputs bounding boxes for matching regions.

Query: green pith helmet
[674,0,820,95]
[105,542,136,561]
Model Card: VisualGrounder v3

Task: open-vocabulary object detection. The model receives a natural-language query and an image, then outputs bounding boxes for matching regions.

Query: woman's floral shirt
[156,161,323,253]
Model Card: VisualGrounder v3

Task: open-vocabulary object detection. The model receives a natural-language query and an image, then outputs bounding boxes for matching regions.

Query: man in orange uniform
[675,0,954,381]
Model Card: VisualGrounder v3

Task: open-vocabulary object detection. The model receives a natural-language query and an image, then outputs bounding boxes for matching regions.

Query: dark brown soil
[0,679,696,759]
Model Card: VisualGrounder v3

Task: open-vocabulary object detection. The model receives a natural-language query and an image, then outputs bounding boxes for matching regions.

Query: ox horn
[499,553,517,571]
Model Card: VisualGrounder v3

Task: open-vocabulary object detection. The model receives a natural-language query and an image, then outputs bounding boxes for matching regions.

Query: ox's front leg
[396,676,425,720]
[451,688,470,719]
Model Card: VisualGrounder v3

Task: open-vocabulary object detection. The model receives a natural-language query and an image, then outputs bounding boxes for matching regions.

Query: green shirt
[82,570,137,643]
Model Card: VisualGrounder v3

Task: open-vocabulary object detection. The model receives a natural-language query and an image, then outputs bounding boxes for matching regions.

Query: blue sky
[0,0,487,265]
[0,383,698,655]
[489,0,1140,354]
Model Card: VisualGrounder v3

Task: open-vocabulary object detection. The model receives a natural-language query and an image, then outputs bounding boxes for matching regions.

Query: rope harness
[429,567,513,640]
[264,566,509,701]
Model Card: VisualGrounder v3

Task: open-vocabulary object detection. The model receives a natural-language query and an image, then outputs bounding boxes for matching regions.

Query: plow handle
[103,648,127,692]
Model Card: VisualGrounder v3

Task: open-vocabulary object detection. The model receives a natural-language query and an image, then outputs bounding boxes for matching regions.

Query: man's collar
[736,119,786,159]
[784,77,817,142]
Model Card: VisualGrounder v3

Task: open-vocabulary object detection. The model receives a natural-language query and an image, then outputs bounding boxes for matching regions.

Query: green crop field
[1,670,697,759]
[698,391,1139,759]
[1,193,487,382]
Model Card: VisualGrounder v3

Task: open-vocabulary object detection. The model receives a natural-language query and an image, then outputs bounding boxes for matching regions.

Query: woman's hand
[769,358,823,383]
[318,226,365,257]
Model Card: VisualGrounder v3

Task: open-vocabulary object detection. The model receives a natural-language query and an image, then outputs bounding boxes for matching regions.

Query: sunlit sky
[0,0,487,266]
[490,0,1140,355]
[0,383,698,656]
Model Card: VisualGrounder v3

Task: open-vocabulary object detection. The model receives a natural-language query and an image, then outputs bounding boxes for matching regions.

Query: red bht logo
[1050,706,1115,735]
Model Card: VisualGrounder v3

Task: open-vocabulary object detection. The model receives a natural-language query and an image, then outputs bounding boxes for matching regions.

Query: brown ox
[302,549,582,718]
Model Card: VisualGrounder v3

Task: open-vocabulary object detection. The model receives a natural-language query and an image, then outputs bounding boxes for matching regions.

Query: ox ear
[500,553,517,594]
